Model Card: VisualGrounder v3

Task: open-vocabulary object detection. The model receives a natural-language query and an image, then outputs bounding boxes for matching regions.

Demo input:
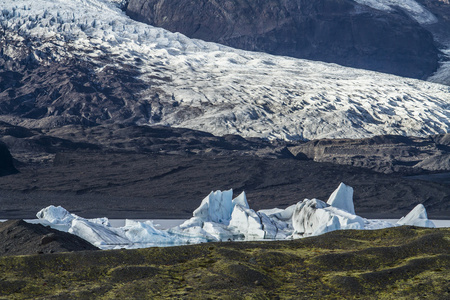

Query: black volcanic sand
[1,226,448,299]
[0,220,98,256]
[0,150,449,219]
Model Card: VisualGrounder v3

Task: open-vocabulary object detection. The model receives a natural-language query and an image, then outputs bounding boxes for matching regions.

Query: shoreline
[1,211,449,221]
[2,218,449,229]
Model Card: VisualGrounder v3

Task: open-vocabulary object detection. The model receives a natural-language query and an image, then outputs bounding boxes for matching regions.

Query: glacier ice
[229,204,277,240]
[327,182,355,215]
[34,183,437,250]
[193,189,235,224]
[0,0,449,141]
[397,204,436,228]
[36,205,76,225]
[292,198,365,237]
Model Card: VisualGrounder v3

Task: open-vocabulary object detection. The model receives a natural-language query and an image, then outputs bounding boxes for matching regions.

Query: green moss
[0,227,448,299]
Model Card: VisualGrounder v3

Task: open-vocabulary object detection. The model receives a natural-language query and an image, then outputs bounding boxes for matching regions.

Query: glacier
[0,0,449,141]
[35,183,435,249]
[354,0,438,25]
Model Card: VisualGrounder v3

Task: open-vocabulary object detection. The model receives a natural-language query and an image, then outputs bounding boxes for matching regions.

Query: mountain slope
[0,0,449,141]
[126,0,440,79]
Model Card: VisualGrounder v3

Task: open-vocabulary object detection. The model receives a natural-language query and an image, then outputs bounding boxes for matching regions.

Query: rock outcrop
[127,0,440,79]
[0,220,98,256]
[288,134,450,174]
[417,0,450,45]
[0,141,17,176]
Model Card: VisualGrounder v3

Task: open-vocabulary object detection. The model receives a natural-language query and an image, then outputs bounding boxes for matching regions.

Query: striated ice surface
[292,198,366,237]
[1,0,449,141]
[35,183,436,249]
[193,190,235,225]
[69,219,130,246]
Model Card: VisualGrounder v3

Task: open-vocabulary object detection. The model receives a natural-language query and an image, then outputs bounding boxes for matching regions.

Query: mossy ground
[0,226,449,299]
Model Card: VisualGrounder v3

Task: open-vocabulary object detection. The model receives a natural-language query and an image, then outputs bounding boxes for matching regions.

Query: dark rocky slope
[127,0,440,79]
[0,122,448,220]
[0,141,17,176]
[288,134,450,174]
[0,30,152,128]
[0,220,98,257]
[417,0,450,46]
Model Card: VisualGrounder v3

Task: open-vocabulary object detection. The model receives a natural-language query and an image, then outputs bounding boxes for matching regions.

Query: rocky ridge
[288,133,450,174]
[0,141,17,176]
[0,219,98,256]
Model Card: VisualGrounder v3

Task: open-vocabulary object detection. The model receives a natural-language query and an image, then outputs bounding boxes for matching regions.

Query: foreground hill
[1,226,448,299]
[0,220,98,257]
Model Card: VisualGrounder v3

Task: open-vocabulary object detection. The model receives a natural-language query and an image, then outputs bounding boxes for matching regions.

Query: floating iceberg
[35,183,436,249]
[292,198,365,237]
[397,204,436,228]
[327,182,355,215]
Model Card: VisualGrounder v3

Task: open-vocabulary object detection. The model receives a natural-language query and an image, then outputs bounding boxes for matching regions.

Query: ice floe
[34,183,436,249]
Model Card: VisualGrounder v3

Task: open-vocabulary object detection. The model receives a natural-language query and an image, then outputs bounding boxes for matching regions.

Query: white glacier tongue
[327,182,355,215]
[35,185,437,249]
[397,204,436,228]
[1,0,449,140]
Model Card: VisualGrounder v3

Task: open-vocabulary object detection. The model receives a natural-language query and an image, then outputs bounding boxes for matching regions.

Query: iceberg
[292,198,365,238]
[36,205,76,226]
[193,189,235,224]
[35,183,437,249]
[327,182,355,215]
[36,205,130,247]
[229,205,277,240]
[397,204,436,228]
[69,219,130,247]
